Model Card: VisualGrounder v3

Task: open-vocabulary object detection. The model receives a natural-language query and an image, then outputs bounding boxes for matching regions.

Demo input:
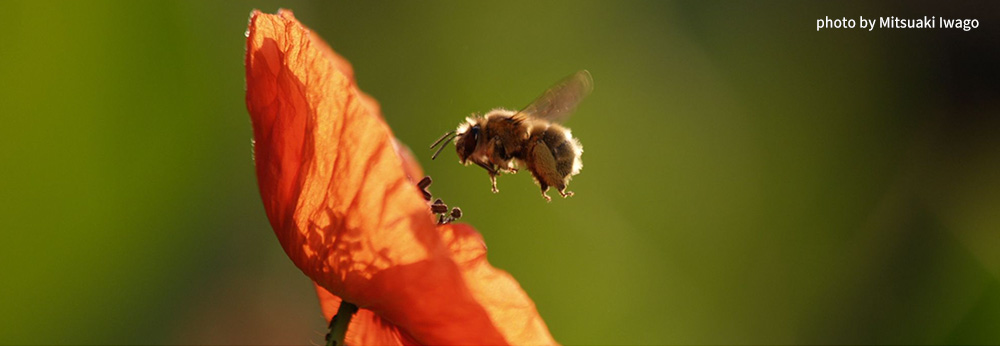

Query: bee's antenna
[430,132,457,160]
[429,130,456,149]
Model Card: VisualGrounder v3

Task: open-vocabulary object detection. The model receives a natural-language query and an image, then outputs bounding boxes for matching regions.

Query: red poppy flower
[245,9,556,345]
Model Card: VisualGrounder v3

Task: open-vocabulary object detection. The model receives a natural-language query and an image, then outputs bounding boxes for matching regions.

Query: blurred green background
[2,1,998,344]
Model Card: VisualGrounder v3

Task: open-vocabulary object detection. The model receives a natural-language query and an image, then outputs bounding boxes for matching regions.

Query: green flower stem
[326,300,359,346]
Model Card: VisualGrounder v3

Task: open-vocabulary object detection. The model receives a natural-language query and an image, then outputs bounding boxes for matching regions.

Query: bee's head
[430,117,482,162]
[453,123,480,164]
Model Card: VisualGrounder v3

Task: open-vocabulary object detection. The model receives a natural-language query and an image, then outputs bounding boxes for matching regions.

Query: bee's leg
[502,158,519,174]
[555,180,573,198]
[475,161,500,193]
[489,173,499,193]
[539,184,552,202]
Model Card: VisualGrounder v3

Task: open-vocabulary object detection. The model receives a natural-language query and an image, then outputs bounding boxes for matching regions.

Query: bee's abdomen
[532,124,580,178]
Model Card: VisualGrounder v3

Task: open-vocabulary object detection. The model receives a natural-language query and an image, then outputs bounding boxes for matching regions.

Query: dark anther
[431,199,448,214]
[420,175,465,225]
[432,204,448,213]
[417,176,432,189]
[418,176,433,201]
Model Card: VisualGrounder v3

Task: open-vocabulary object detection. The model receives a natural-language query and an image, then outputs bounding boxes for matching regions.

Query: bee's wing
[512,70,593,124]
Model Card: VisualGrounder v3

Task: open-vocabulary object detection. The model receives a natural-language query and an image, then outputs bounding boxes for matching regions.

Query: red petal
[315,224,557,345]
[246,9,555,345]
[439,224,556,344]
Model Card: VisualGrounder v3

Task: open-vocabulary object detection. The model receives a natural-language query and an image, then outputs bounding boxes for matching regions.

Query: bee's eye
[469,125,480,139]
[459,125,480,160]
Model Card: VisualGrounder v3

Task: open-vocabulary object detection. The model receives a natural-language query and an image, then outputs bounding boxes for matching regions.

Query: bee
[430,70,592,201]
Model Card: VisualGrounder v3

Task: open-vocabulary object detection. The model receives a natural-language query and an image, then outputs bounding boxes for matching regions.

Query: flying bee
[430,70,592,201]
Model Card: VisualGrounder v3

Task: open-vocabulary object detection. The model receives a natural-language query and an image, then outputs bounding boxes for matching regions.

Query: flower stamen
[417,176,433,201]
[420,176,463,224]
